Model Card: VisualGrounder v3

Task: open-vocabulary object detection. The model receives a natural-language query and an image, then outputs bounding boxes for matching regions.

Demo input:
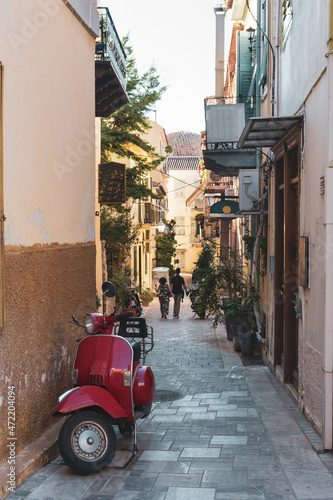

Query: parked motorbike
[53,281,154,475]
[124,285,142,317]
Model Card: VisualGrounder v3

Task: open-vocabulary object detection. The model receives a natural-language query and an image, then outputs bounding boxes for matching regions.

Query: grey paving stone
[183,412,217,420]
[122,474,158,491]
[210,435,248,445]
[138,450,181,462]
[284,467,333,499]
[155,473,202,488]
[189,457,233,471]
[202,468,249,487]
[170,438,211,450]
[135,460,190,474]
[221,444,262,456]
[176,406,209,414]
[193,393,221,399]
[180,447,221,459]
[217,410,249,417]
[164,487,215,500]
[214,484,266,500]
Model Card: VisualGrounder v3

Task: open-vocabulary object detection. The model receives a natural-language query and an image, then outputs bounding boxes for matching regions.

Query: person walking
[170,268,187,318]
[155,277,172,319]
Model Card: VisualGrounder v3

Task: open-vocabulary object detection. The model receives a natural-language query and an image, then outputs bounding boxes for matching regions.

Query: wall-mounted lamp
[246,26,255,42]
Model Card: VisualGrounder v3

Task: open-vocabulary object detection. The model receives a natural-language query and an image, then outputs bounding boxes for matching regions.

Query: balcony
[203,96,256,176]
[139,203,161,225]
[95,7,129,117]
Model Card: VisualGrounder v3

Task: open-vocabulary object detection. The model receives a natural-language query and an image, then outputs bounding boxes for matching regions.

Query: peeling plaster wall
[296,74,327,432]
[0,0,96,246]
[0,242,96,464]
[0,0,98,471]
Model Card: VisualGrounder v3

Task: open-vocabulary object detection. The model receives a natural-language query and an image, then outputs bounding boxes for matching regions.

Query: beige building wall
[130,121,169,292]
[167,169,202,273]
[0,0,97,477]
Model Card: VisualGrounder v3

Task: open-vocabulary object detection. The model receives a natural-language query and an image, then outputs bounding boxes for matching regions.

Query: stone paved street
[10,296,333,500]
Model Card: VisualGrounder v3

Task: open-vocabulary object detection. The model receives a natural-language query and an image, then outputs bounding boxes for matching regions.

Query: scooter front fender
[53,386,128,419]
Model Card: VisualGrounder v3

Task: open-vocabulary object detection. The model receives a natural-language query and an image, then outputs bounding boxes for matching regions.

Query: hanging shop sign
[99,162,126,204]
[210,200,239,220]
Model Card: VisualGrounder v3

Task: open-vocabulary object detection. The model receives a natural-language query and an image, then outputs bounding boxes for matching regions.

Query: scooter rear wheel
[59,410,116,475]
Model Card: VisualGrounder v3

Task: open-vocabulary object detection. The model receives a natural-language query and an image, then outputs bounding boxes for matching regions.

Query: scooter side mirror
[102,281,116,298]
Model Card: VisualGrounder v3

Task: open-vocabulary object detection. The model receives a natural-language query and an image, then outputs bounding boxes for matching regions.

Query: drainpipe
[323,0,333,450]
[214,6,229,254]
[255,0,261,171]
[214,6,225,98]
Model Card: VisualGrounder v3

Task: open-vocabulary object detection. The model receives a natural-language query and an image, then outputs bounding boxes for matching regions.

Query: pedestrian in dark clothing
[155,277,172,319]
[170,268,187,318]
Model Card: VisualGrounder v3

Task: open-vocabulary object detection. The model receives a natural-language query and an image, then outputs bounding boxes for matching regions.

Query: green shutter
[236,31,255,121]
[258,0,268,87]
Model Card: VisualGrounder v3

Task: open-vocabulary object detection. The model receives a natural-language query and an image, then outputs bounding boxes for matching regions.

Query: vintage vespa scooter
[53,282,155,475]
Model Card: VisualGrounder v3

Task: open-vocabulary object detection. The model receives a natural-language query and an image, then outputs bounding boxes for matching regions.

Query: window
[281,0,292,45]
[175,217,185,235]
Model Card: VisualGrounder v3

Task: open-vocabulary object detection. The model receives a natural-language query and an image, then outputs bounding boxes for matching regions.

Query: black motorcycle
[124,285,142,317]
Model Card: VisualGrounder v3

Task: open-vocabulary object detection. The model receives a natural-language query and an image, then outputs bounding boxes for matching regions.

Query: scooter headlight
[85,314,95,334]
[84,313,105,334]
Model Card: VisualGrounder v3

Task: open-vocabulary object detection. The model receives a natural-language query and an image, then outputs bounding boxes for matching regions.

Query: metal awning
[203,149,257,177]
[238,115,303,148]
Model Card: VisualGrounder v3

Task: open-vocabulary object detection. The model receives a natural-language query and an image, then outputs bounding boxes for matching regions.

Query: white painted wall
[279,0,327,115]
[0,0,97,245]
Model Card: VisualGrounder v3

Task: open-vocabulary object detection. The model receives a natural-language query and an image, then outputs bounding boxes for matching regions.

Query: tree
[101,36,167,201]
[100,205,137,268]
[155,220,179,276]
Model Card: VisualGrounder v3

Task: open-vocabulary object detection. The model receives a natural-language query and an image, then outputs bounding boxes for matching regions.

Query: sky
[101,0,219,136]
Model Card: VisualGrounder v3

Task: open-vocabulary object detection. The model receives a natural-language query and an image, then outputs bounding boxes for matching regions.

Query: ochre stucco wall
[0,242,96,465]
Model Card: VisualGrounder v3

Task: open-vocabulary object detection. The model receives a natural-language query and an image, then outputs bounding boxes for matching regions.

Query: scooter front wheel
[59,410,116,475]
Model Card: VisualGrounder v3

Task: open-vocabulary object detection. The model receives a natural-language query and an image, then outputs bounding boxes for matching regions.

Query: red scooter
[53,282,155,475]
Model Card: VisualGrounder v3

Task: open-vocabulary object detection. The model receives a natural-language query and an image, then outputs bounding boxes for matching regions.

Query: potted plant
[221,283,259,355]
[218,248,245,340]
[140,288,154,307]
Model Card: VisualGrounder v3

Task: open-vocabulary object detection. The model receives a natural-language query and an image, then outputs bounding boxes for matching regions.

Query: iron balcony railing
[96,7,126,90]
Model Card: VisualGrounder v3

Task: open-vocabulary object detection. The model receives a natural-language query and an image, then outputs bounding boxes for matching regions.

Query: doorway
[273,130,301,390]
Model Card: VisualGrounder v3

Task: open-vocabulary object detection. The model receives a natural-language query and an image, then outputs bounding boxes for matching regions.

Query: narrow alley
[11,297,333,500]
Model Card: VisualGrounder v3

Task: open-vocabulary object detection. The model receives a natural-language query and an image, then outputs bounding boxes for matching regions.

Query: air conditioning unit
[239,169,260,211]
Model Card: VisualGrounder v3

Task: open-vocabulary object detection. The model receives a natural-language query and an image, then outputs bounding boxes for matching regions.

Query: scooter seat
[129,340,141,361]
